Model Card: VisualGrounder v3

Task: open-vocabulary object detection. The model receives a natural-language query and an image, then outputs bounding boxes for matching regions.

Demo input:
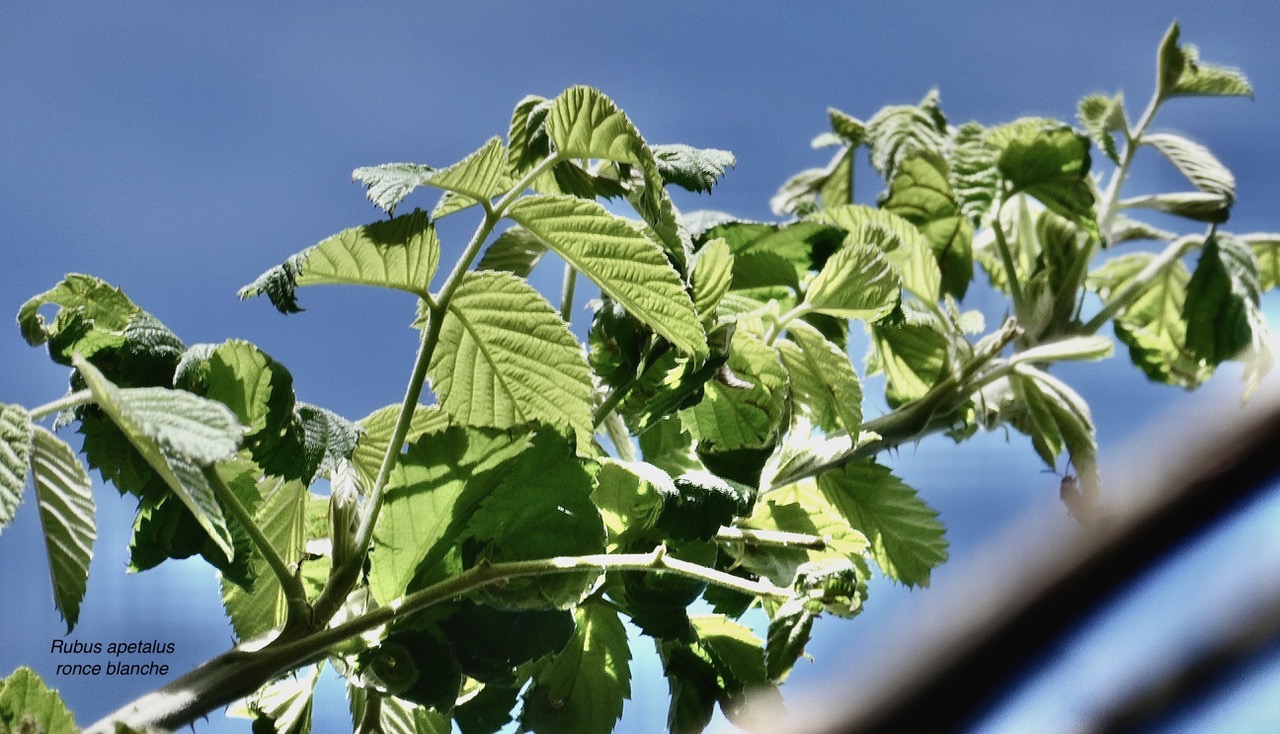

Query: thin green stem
[28,389,92,421]
[1082,233,1201,334]
[593,372,639,429]
[991,195,1028,323]
[603,410,636,461]
[767,303,811,346]
[716,525,827,551]
[559,263,577,323]
[205,467,309,618]
[1097,87,1162,238]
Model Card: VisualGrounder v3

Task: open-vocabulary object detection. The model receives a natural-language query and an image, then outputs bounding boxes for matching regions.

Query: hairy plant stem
[28,389,92,421]
[991,194,1028,325]
[593,371,640,429]
[716,525,827,550]
[559,262,577,323]
[602,410,636,461]
[312,153,561,626]
[205,467,309,622]
[85,546,786,733]
[1082,233,1203,334]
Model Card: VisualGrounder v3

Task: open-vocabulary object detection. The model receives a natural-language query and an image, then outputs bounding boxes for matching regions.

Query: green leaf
[239,210,439,313]
[465,432,604,610]
[1157,21,1254,101]
[29,427,95,632]
[1143,133,1235,204]
[1009,336,1114,366]
[828,107,866,144]
[739,481,870,587]
[1120,192,1230,224]
[651,144,736,194]
[424,136,510,205]
[1184,233,1262,366]
[865,89,948,178]
[1089,253,1207,387]
[816,461,947,586]
[691,238,733,324]
[765,598,815,684]
[881,152,975,299]
[429,270,595,456]
[1108,216,1176,245]
[476,227,547,277]
[1076,92,1127,165]
[815,204,940,304]
[870,310,950,407]
[1245,234,1280,291]
[776,320,862,434]
[352,163,436,215]
[949,121,1001,225]
[997,124,1097,236]
[239,665,320,734]
[521,604,631,734]
[368,426,532,605]
[440,601,575,684]
[0,404,33,536]
[655,471,756,543]
[0,667,78,734]
[507,195,706,356]
[681,333,787,452]
[802,241,900,321]
[351,404,450,489]
[347,686,450,734]
[594,459,669,549]
[689,614,779,724]
[74,355,242,561]
[507,94,553,176]
[1008,364,1100,507]
[221,476,307,640]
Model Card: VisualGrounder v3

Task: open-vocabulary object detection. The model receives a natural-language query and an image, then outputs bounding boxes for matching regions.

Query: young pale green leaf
[506,194,706,356]
[1143,133,1235,204]
[1121,192,1230,224]
[507,94,553,174]
[1089,253,1208,387]
[652,144,736,194]
[0,667,78,734]
[1009,336,1114,366]
[816,204,941,303]
[220,477,307,640]
[428,270,594,456]
[691,238,734,323]
[239,210,439,313]
[777,320,862,434]
[870,312,950,407]
[352,163,436,215]
[1076,92,1127,165]
[819,147,855,210]
[351,404,450,488]
[739,481,870,587]
[0,404,33,535]
[881,152,975,299]
[74,356,240,561]
[802,242,900,321]
[1009,364,1100,506]
[369,426,533,605]
[1108,216,1176,246]
[997,125,1098,236]
[682,333,787,452]
[771,166,828,217]
[477,226,547,277]
[865,89,948,178]
[424,136,510,205]
[1183,233,1263,366]
[690,614,778,721]
[521,604,631,734]
[949,121,1001,226]
[29,427,95,632]
[1157,22,1254,101]
[817,461,947,587]
[1244,234,1280,292]
[828,107,866,144]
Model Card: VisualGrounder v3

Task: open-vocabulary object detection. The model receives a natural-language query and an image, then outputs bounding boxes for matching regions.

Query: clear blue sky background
[2,3,1279,732]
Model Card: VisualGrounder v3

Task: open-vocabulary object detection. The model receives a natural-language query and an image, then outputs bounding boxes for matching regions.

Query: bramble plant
[0,21,1277,734]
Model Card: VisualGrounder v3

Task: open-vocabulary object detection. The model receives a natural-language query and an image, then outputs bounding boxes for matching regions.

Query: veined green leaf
[0,404,33,535]
[777,320,862,434]
[424,136,510,205]
[1184,233,1262,366]
[368,426,532,605]
[507,194,706,356]
[689,613,781,725]
[0,667,78,734]
[429,270,594,456]
[235,665,320,734]
[1076,92,1127,165]
[881,152,975,299]
[508,94,553,174]
[352,163,435,216]
[802,241,900,321]
[29,427,95,632]
[1108,216,1176,245]
[771,166,828,217]
[652,144,736,194]
[1009,364,1100,507]
[477,226,547,277]
[17,274,171,370]
[691,238,733,323]
[682,333,787,451]
[828,107,866,144]
[221,476,307,640]
[1157,21,1254,101]
[1010,336,1114,366]
[739,480,869,587]
[865,89,948,178]
[521,604,631,734]
[347,686,451,734]
[816,204,940,303]
[74,356,241,560]
[997,124,1097,236]
[1089,253,1207,387]
[1143,133,1235,204]
[870,311,950,407]
[817,461,947,587]
[594,459,670,548]
[351,404,450,489]
[1245,234,1280,292]
[949,121,1001,226]
[1120,192,1230,224]
[239,210,439,313]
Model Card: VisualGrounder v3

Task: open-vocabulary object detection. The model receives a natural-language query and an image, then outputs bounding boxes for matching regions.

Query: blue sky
[2,3,1280,732]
